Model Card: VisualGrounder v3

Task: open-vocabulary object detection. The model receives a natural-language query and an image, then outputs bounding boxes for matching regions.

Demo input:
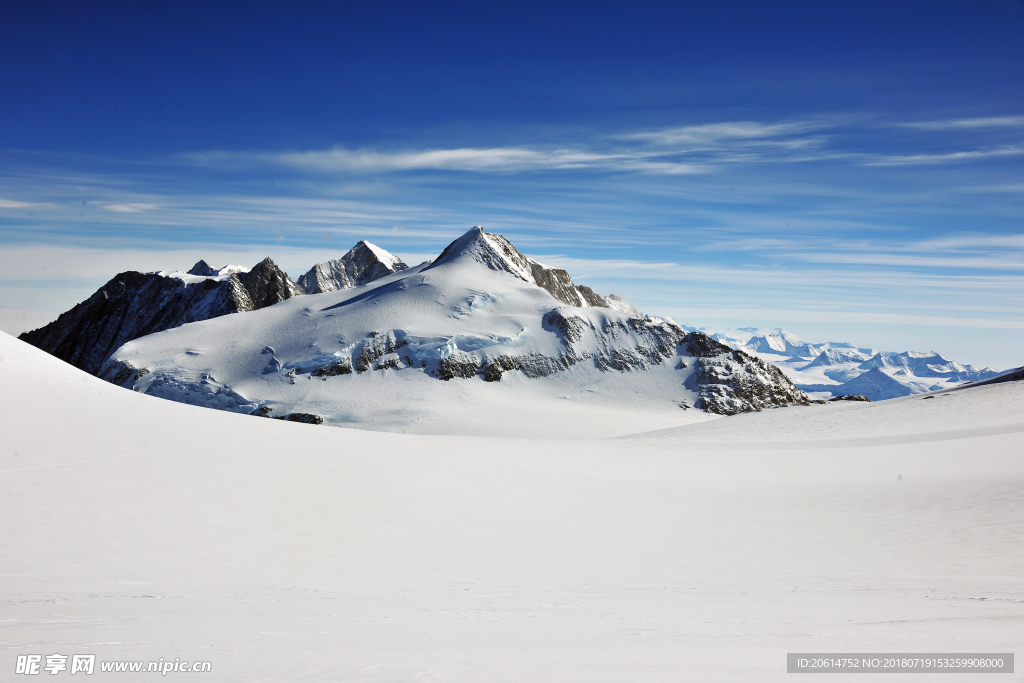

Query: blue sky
[2,1,1023,367]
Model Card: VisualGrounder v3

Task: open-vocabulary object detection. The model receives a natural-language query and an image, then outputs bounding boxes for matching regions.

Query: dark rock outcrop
[187,260,218,276]
[691,348,810,415]
[274,412,324,425]
[829,394,872,402]
[249,406,323,424]
[238,257,303,308]
[312,357,354,378]
[19,258,302,375]
[355,331,408,373]
[531,262,588,307]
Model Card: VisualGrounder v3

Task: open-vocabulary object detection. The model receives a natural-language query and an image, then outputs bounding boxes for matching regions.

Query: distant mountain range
[701,329,1000,401]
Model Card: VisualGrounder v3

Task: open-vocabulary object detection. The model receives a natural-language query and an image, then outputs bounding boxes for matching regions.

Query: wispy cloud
[181,115,1024,175]
[898,116,1024,131]
[864,145,1024,166]
[189,145,709,175]
[0,198,40,209]
[104,202,160,213]
[617,120,827,147]
[184,118,846,176]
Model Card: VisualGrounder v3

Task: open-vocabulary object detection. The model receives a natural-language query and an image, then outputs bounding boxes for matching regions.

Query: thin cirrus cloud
[103,202,161,213]
[0,198,41,209]
[188,145,707,175]
[864,145,1024,166]
[181,115,1024,176]
[896,116,1024,131]
[614,120,831,149]
[183,118,844,176]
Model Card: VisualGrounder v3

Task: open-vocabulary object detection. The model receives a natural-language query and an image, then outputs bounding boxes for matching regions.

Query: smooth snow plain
[2,330,1023,682]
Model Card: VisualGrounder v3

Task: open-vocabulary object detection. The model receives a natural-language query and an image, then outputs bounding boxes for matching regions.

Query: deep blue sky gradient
[2,1,1023,366]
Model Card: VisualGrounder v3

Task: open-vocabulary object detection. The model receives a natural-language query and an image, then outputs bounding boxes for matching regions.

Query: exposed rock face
[830,394,872,402]
[238,257,303,308]
[312,357,353,378]
[247,405,324,424]
[414,310,807,415]
[691,349,810,415]
[530,262,588,307]
[20,257,301,375]
[274,413,324,425]
[354,331,408,372]
[297,241,408,294]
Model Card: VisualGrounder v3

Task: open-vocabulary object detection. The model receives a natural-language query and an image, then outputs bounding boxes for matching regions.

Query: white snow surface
[105,237,713,438]
[2,329,1023,682]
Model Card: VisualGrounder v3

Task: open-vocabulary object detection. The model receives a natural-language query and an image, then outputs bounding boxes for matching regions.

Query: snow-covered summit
[428,226,536,282]
[297,241,409,294]
[430,226,631,310]
[801,347,864,369]
[153,261,250,285]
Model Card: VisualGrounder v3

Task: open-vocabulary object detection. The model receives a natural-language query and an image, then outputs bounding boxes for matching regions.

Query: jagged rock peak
[238,257,303,308]
[187,260,218,276]
[297,240,409,295]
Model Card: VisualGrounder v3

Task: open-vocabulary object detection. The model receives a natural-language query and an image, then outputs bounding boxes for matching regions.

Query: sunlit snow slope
[2,330,1023,682]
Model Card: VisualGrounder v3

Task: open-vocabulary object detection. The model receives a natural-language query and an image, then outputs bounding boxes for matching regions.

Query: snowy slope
[3,329,1023,682]
[705,327,1000,400]
[98,228,807,434]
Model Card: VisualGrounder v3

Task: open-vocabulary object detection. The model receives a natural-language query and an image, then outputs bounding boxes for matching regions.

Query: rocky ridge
[19,258,300,375]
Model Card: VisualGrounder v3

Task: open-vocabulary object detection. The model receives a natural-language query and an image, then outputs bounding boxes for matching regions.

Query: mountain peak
[297,240,409,295]
[427,226,534,282]
[187,260,218,277]
[348,240,407,271]
[427,226,635,310]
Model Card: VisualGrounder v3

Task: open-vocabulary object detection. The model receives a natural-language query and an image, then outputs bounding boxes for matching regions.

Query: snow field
[2,331,1023,682]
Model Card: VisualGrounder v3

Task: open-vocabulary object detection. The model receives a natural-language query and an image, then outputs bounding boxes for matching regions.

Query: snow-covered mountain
[296,240,409,294]
[96,227,808,430]
[702,327,1000,401]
